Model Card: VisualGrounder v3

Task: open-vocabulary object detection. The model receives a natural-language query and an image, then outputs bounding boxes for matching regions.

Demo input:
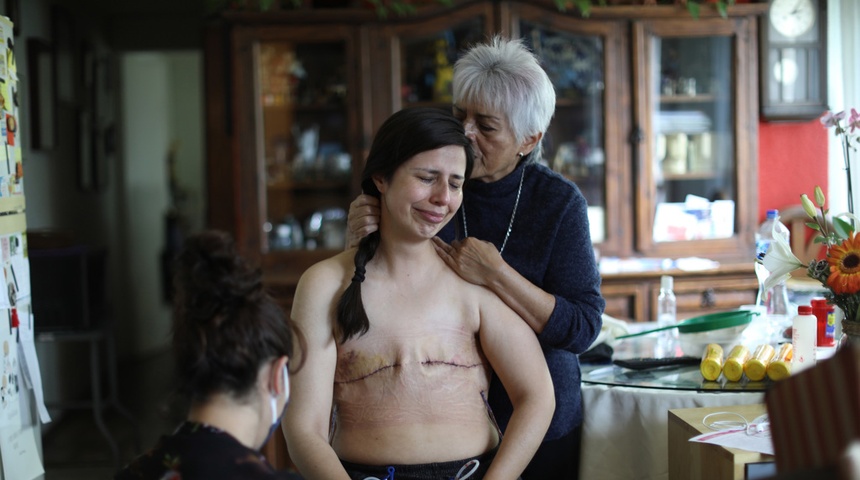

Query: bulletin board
[0,15,50,480]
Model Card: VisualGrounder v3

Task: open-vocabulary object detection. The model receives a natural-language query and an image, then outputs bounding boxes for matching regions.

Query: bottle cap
[810,298,828,309]
[767,209,779,218]
[661,275,673,290]
[798,305,813,315]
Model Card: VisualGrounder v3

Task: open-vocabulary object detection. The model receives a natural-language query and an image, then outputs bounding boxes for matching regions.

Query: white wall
[118,51,203,357]
[167,53,205,234]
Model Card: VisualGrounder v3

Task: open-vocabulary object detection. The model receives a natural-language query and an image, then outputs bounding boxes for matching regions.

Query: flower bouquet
[760,108,860,342]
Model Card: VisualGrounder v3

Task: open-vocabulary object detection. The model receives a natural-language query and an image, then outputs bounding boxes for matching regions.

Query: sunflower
[827,233,860,294]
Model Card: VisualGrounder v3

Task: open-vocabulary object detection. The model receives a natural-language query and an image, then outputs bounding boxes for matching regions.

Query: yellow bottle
[723,345,751,382]
[744,344,776,382]
[766,343,793,381]
[700,343,723,381]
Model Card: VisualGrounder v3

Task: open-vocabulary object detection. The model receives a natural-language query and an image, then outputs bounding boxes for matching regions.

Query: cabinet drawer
[654,276,758,320]
[601,282,648,323]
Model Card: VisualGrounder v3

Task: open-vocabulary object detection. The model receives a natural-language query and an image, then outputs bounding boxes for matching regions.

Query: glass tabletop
[581,315,789,392]
[582,363,772,392]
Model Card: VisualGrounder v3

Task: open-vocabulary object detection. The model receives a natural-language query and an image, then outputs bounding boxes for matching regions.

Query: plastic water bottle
[756,209,791,340]
[657,275,677,354]
[755,209,790,312]
[657,275,677,329]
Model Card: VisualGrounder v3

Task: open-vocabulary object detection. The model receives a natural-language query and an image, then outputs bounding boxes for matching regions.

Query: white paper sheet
[0,425,44,480]
[0,316,20,429]
[16,311,49,423]
[690,426,775,455]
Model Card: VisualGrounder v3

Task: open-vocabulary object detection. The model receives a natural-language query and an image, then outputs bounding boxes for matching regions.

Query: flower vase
[843,319,860,346]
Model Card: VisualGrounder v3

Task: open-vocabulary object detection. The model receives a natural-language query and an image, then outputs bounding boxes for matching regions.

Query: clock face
[769,0,816,38]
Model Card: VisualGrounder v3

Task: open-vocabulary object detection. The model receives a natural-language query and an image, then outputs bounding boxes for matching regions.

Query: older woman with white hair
[348,36,605,479]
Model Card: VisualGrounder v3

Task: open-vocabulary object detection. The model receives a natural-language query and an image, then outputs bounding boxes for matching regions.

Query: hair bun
[174,231,262,325]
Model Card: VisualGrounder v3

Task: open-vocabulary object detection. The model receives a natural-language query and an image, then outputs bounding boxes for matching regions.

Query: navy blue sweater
[439,161,605,440]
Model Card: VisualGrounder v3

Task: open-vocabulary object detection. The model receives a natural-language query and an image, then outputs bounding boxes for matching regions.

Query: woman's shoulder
[293,250,353,316]
[440,263,506,308]
[526,163,579,194]
[299,250,353,284]
[526,163,586,210]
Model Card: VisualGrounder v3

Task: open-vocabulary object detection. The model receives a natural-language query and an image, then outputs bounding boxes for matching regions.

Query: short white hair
[452,35,556,162]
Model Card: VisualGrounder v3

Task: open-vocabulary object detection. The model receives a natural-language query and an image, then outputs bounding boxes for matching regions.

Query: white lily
[762,217,805,291]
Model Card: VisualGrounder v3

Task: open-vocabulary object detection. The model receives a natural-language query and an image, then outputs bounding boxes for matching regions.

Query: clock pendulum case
[759,0,828,121]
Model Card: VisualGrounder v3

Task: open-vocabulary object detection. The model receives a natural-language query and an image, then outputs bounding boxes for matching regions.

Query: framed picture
[26,38,55,150]
[4,0,20,37]
[51,5,77,106]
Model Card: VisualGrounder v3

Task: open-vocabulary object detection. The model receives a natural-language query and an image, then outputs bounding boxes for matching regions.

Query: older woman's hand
[346,194,380,249]
[432,236,504,287]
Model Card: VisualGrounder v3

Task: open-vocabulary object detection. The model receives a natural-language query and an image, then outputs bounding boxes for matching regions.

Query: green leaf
[834,216,855,239]
[391,3,416,16]
[686,2,701,19]
[805,221,821,231]
[259,0,275,11]
[575,0,591,17]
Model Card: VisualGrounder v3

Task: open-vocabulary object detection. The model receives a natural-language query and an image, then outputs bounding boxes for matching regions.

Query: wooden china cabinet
[205,0,768,467]
[206,0,768,320]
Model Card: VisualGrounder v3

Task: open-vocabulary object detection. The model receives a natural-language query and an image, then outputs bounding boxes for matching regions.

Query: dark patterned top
[115,422,302,480]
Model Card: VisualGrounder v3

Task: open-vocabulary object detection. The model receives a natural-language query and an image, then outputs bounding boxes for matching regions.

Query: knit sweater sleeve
[536,188,604,354]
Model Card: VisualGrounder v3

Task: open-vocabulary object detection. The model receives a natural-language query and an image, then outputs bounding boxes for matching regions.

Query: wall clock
[760,0,828,121]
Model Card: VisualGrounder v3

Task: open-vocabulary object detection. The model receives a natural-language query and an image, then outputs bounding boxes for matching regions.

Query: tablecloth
[579,383,764,480]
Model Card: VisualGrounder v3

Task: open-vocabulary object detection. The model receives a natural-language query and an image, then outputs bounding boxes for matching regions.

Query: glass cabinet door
[232,24,360,256]
[380,2,494,113]
[509,4,629,255]
[651,35,735,241]
[257,40,351,252]
[633,18,757,258]
[399,18,486,106]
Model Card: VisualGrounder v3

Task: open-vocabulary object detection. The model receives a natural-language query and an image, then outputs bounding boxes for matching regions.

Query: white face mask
[270,366,290,425]
[262,366,290,449]
[283,365,290,405]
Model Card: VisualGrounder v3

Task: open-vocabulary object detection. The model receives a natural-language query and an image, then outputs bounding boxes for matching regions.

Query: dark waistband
[340,445,498,480]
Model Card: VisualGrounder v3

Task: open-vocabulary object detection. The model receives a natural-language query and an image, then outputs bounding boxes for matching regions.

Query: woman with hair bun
[284,106,553,480]
[116,230,301,480]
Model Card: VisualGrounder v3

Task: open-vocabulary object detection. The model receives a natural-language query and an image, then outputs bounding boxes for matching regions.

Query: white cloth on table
[579,383,764,480]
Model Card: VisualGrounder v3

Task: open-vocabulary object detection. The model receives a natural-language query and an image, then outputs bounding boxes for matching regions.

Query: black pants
[341,446,499,480]
[521,426,582,480]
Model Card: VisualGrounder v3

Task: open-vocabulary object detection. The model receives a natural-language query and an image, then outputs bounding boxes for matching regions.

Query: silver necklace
[461,164,526,256]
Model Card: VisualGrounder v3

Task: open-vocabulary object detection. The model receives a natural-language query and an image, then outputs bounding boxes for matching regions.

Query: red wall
[757,119,829,223]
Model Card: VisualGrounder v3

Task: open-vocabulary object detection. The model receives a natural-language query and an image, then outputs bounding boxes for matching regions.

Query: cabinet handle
[629,126,644,145]
[701,288,716,308]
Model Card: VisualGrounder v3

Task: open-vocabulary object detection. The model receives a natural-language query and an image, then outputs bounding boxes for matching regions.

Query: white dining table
[579,382,763,480]
[578,318,776,480]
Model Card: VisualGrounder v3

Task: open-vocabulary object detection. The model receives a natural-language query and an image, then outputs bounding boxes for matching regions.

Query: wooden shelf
[662,171,718,181]
[267,179,350,191]
[660,93,717,104]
